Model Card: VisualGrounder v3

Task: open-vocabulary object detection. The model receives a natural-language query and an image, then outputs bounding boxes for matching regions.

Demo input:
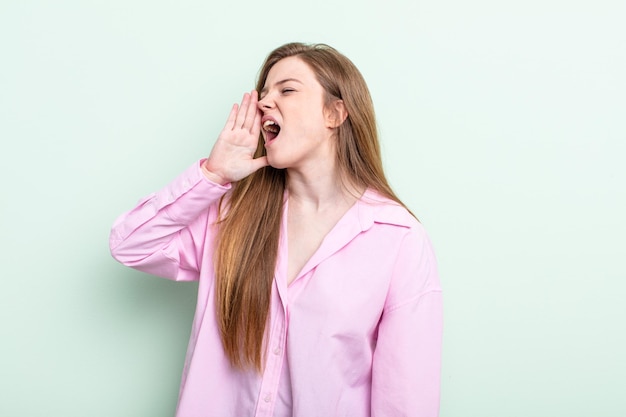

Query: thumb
[250,156,269,172]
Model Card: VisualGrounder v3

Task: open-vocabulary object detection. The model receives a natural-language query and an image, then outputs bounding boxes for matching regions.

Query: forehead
[263,56,317,88]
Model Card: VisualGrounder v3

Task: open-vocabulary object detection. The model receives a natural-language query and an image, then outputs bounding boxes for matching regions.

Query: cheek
[298,107,327,131]
[281,102,327,137]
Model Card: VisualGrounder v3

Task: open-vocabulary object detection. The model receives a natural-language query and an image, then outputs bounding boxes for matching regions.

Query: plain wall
[1,0,624,416]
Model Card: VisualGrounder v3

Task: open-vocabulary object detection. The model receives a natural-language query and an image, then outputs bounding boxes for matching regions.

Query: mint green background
[1,1,624,416]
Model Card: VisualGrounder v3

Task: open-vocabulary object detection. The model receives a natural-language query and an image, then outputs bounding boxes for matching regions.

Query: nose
[257,93,274,110]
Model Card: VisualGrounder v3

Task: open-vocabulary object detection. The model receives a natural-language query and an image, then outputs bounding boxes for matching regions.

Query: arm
[109,90,268,281]
[371,225,443,417]
[109,161,230,281]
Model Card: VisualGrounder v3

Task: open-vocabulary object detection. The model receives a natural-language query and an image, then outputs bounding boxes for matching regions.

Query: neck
[285,159,362,212]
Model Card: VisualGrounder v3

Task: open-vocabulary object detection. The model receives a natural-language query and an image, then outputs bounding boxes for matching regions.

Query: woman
[110,42,442,417]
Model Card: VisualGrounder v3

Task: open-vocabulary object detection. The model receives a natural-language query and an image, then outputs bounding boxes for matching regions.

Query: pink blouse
[109,161,443,417]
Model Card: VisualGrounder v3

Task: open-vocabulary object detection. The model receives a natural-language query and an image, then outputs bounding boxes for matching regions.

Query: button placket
[253,294,287,416]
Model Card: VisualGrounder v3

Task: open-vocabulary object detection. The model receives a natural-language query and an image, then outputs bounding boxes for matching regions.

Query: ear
[324,100,348,129]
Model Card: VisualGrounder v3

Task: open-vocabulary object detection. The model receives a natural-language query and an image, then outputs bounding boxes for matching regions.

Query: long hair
[214,42,410,371]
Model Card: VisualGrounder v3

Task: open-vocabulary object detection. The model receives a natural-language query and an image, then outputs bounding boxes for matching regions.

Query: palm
[205,91,268,183]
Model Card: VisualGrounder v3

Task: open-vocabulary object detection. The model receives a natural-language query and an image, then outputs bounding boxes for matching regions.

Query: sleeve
[371,224,443,417]
[109,160,231,282]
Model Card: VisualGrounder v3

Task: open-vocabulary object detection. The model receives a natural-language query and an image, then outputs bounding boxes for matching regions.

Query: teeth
[263,120,280,134]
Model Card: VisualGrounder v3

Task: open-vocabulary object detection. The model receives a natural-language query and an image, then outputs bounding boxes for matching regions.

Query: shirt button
[273,347,281,355]
[264,394,271,403]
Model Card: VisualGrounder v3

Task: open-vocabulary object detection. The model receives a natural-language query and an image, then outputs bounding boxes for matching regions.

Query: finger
[242,90,258,130]
[234,93,250,129]
[224,103,238,130]
[250,107,262,136]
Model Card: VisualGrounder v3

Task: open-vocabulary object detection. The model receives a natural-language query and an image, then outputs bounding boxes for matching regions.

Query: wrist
[201,160,229,185]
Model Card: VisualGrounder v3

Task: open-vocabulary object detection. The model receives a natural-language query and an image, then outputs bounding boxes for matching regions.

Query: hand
[203,90,268,184]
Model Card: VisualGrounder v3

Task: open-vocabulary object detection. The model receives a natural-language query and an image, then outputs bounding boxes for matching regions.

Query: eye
[281,88,295,94]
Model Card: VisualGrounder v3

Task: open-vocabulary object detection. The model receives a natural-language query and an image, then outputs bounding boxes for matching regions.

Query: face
[258,56,336,170]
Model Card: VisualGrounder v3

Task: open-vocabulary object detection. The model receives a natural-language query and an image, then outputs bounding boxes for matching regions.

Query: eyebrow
[260,78,303,95]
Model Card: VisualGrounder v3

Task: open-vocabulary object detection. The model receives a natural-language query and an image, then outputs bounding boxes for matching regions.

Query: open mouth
[262,119,281,142]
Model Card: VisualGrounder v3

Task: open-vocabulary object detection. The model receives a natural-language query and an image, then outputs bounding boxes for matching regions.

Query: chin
[266,155,289,170]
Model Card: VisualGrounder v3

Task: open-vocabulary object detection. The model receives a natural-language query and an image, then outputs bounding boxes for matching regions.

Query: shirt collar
[356,188,416,232]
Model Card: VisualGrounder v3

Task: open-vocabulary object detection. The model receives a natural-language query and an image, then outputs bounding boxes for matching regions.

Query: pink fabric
[110,161,443,417]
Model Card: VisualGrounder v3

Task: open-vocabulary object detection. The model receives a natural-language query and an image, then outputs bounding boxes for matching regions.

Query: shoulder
[357,189,421,231]
[357,190,440,306]
[357,189,435,273]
